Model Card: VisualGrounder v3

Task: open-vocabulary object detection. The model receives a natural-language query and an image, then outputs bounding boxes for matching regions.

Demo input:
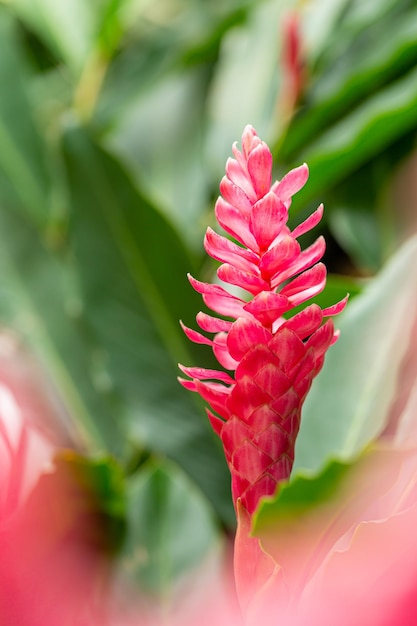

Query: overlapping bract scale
[178,126,347,516]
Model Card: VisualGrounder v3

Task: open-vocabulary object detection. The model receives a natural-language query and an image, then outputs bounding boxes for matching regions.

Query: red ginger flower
[179,125,347,517]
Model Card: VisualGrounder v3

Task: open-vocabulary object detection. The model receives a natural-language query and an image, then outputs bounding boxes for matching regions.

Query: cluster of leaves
[0,0,417,611]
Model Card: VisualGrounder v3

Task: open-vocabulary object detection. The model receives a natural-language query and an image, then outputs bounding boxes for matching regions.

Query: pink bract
[179,125,347,516]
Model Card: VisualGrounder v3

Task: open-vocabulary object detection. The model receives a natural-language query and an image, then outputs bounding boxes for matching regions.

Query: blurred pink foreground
[1,298,417,624]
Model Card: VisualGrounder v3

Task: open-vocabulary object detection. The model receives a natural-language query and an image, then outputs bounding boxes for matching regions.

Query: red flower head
[179,126,347,517]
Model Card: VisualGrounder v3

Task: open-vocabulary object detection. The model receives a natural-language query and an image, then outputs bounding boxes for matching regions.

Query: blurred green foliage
[0,0,416,599]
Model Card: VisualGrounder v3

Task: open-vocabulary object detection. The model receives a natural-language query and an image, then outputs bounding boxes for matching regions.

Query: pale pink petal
[259,235,300,280]
[306,318,335,358]
[291,203,324,239]
[241,125,261,159]
[196,311,232,333]
[322,295,349,317]
[220,176,253,216]
[215,197,260,252]
[180,321,212,345]
[243,291,290,326]
[203,292,249,319]
[271,236,326,288]
[217,263,269,295]
[227,318,272,361]
[280,263,327,305]
[224,158,257,203]
[280,304,323,340]
[330,328,341,344]
[247,143,273,199]
[206,409,225,436]
[274,163,309,201]
[204,227,259,274]
[178,364,234,385]
[188,275,249,319]
[213,333,240,370]
[195,380,231,419]
[187,273,231,297]
[249,192,288,251]
[178,377,198,392]
[231,142,244,165]
[188,276,247,318]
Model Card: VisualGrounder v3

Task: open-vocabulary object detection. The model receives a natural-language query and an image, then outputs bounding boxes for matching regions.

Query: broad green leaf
[283,2,417,159]
[123,458,219,596]
[96,0,252,127]
[286,65,417,213]
[0,204,128,456]
[293,235,417,474]
[8,0,120,73]
[62,124,234,525]
[0,10,50,225]
[106,67,211,248]
[301,0,350,63]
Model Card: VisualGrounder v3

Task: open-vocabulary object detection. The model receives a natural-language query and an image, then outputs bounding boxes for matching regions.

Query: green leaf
[8,0,120,73]
[123,458,220,597]
[206,0,295,177]
[0,10,50,225]
[286,64,417,213]
[62,123,234,525]
[105,66,211,248]
[282,3,417,160]
[0,205,128,456]
[293,235,417,474]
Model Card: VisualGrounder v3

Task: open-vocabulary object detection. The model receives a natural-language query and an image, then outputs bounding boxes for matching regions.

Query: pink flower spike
[178,126,347,518]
